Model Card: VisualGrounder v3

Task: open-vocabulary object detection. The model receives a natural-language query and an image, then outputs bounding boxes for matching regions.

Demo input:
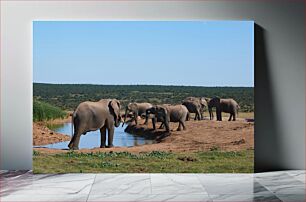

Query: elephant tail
[71,112,74,137]
[237,104,240,115]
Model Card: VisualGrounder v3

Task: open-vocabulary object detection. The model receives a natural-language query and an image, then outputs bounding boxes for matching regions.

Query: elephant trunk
[165,114,170,132]
[115,118,121,127]
[114,112,121,128]
[164,120,170,132]
[122,107,128,127]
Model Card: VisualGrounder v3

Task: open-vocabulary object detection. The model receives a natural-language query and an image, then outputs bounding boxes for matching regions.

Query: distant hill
[33,83,254,112]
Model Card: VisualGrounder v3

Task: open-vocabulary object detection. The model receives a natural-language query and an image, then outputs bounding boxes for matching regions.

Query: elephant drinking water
[123,102,153,126]
[68,99,121,150]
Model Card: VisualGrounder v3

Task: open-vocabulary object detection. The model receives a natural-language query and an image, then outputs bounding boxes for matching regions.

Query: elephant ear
[160,106,169,121]
[156,106,166,119]
[109,99,120,118]
[200,98,207,107]
[130,103,138,110]
[162,106,168,116]
[212,96,221,103]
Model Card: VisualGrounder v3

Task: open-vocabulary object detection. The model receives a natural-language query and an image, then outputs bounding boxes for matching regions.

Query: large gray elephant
[155,104,189,132]
[208,97,239,121]
[182,97,207,120]
[123,102,153,125]
[68,99,121,150]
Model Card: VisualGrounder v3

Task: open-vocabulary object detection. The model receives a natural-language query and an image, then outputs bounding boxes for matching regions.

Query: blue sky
[33,21,254,87]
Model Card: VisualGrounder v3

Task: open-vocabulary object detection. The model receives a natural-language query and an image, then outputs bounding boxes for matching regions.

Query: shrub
[33,100,66,122]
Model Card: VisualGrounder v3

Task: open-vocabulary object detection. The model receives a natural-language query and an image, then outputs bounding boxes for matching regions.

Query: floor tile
[286,170,306,183]
[90,174,151,195]
[210,194,282,202]
[1,194,88,201]
[1,173,96,196]
[1,170,306,202]
[197,174,261,195]
[275,194,306,202]
[88,194,211,202]
[255,173,305,195]
[150,174,207,195]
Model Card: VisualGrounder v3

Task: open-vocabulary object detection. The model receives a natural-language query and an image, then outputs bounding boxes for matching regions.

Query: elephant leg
[210,111,214,120]
[177,122,182,131]
[68,132,76,149]
[152,118,156,130]
[228,114,232,121]
[159,122,164,129]
[186,112,190,121]
[144,115,149,125]
[217,110,222,121]
[181,121,186,130]
[100,126,107,148]
[165,122,170,132]
[233,113,236,121]
[196,110,201,120]
[71,134,81,150]
[107,126,114,148]
[134,113,138,125]
[68,120,79,149]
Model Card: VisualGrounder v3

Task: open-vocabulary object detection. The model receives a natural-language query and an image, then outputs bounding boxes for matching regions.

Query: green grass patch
[33,100,66,122]
[33,150,254,173]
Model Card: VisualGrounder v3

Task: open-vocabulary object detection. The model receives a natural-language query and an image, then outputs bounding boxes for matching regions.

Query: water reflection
[34,123,155,149]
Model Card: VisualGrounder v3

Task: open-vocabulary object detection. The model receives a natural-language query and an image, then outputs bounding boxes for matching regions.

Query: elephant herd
[68,97,240,150]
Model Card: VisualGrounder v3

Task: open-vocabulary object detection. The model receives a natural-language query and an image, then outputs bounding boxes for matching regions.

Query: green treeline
[33,100,66,122]
[33,83,254,112]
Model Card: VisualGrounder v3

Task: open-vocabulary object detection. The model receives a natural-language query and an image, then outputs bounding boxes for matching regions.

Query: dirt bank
[33,117,71,146]
[34,118,253,154]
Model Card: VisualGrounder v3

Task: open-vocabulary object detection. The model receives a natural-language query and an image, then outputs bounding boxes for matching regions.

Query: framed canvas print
[33,21,254,173]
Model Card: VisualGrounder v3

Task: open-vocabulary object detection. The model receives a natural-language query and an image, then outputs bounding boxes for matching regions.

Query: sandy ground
[33,116,71,146]
[34,116,254,154]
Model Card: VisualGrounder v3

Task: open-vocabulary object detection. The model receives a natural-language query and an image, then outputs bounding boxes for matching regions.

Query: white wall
[1,0,304,171]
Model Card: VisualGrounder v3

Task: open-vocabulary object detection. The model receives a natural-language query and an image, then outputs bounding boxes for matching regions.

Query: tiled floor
[0,170,305,201]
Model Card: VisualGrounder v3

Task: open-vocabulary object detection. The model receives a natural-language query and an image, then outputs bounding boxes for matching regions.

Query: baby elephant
[155,104,189,132]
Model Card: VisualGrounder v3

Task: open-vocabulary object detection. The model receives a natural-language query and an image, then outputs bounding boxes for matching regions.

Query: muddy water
[34,123,155,149]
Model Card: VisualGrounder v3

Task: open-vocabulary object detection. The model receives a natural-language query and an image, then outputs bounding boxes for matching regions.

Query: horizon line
[33,82,254,88]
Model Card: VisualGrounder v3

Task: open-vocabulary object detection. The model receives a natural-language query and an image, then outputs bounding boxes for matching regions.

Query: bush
[33,100,66,122]
[33,83,254,112]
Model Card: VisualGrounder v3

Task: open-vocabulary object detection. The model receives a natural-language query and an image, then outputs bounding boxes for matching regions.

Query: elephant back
[168,104,188,122]
[182,99,201,113]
